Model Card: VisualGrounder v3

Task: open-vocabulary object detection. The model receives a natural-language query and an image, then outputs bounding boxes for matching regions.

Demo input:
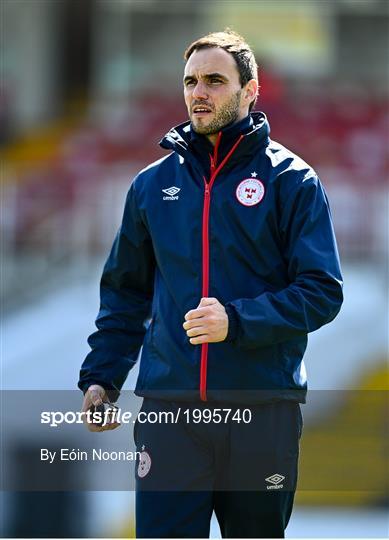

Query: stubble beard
[191,90,242,135]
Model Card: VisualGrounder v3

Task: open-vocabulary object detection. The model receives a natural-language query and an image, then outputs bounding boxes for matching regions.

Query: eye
[184,79,196,87]
[210,78,223,84]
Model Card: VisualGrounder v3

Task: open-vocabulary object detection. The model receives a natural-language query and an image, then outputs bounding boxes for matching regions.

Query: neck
[206,133,218,146]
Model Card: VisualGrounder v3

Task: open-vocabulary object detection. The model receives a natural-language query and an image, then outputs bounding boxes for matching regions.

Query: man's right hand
[81,384,120,432]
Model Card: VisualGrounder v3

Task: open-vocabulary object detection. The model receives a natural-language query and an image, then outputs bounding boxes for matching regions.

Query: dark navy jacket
[78,112,343,403]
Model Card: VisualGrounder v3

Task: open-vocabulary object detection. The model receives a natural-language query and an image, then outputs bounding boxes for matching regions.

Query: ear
[243,79,258,106]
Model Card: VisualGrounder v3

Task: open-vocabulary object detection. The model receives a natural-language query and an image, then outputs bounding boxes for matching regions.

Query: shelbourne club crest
[137,450,152,478]
[236,178,265,206]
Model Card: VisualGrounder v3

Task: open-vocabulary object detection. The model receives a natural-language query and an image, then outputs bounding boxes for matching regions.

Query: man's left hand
[183,297,228,345]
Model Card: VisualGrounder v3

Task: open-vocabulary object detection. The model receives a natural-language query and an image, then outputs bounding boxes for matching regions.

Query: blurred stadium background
[1,0,388,537]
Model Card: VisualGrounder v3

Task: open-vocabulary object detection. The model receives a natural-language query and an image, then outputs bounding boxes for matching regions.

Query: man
[79,30,343,538]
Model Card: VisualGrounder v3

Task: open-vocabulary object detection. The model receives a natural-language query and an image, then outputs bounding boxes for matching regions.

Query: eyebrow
[183,72,229,84]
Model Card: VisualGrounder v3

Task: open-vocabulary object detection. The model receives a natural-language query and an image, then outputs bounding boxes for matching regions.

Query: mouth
[192,105,213,117]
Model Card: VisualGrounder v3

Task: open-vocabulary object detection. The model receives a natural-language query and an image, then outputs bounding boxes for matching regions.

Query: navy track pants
[134,399,302,538]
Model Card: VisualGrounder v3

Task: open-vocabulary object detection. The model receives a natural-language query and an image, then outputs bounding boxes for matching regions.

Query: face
[183,47,257,143]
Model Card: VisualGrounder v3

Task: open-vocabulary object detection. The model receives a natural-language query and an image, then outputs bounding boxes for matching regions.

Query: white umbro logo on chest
[162,186,180,200]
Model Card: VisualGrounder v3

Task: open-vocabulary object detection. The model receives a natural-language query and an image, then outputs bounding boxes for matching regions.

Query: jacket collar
[160,112,270,176]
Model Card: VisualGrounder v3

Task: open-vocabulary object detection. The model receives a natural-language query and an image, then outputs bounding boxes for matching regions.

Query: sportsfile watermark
[41,407,252,427]
[1,390,387,493]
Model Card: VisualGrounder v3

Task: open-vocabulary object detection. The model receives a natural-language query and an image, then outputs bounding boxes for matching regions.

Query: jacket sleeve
[225,174,343,349]
[78,180,155,399]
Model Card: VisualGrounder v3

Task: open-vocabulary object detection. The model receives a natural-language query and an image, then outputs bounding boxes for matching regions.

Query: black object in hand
[90,402,118,425]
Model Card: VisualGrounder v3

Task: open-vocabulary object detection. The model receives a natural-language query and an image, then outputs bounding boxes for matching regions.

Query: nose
[192,80,208,100]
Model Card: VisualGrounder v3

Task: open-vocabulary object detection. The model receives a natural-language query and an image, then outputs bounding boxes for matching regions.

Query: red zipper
[200,132,243,401]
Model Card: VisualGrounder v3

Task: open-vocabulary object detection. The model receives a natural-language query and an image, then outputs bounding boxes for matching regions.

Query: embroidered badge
[137,449,152,478]
[236,178,265,206]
